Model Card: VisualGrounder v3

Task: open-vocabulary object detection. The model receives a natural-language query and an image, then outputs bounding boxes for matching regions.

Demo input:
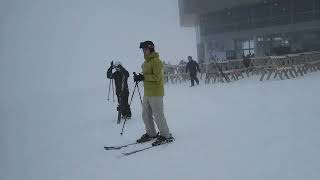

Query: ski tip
[104,146,121,150]
[122,152,136,156]
[104,147,111,150]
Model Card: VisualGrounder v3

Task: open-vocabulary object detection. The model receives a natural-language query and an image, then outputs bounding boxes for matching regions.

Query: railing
[164,51,320,84]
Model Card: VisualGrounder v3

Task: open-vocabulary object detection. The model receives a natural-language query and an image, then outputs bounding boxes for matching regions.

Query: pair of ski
[104,140,173,156]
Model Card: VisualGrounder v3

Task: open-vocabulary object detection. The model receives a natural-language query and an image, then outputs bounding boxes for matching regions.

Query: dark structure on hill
[179,0,320,62]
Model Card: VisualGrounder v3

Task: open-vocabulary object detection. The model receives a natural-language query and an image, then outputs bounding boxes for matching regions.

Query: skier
[107,61,132,119]
[186,56,200,87]
[134,40,174,146]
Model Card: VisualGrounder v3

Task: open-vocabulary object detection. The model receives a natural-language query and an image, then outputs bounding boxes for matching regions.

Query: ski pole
[120,114,128,135]
[136,82,143,105]
[120,82,138,135]
[111,79,115,102]
[107,79,112,101]
[120,71,145,135]
[129,82,137,105]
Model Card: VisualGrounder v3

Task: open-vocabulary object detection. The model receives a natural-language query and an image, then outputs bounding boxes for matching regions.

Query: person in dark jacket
[107,61,131,119]
[186,56,200,86]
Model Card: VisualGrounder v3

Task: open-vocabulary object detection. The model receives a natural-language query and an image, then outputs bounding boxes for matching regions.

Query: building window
[258,36,264,42]
[242,40,255,56]
[274,36,282,41]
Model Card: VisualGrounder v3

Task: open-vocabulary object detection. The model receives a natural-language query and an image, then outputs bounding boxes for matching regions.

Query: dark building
[179,0,320,62]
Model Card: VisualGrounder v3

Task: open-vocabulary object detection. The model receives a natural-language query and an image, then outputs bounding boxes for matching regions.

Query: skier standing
[134,40,174,146]
[107,61,132,119]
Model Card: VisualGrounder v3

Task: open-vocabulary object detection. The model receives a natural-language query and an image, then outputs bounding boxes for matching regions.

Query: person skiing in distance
[107,61,132,119]
[134,40,174,146]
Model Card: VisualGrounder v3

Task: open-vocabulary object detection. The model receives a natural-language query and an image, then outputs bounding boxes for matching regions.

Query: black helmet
[139,40,155,49]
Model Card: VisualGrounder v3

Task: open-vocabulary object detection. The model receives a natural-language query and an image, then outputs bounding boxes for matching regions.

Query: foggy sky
[0,0,196,68]
[0,0,196,100]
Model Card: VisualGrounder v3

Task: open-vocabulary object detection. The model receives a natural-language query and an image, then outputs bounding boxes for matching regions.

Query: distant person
[134,40,174,146]
[186,56,200,87]
[243,54,251,68]
[107,61,131,119]
[179,59,187,65]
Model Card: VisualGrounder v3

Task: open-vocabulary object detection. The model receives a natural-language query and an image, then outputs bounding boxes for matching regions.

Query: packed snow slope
[2,71,320,180]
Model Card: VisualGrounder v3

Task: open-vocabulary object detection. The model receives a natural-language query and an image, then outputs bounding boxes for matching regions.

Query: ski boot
[136,133,157,143]
[152,134,174,146]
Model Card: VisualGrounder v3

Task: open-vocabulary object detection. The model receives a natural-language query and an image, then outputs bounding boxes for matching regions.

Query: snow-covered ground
[2,1,319,179]
[2,71,320,180]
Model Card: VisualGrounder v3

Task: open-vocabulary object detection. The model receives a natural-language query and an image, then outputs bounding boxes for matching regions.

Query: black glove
[134,73,144,82]
[110,61,114,68]
[139,74,144,81]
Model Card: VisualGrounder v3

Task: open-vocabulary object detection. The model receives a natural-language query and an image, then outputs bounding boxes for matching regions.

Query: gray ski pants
[142,96,170,138]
